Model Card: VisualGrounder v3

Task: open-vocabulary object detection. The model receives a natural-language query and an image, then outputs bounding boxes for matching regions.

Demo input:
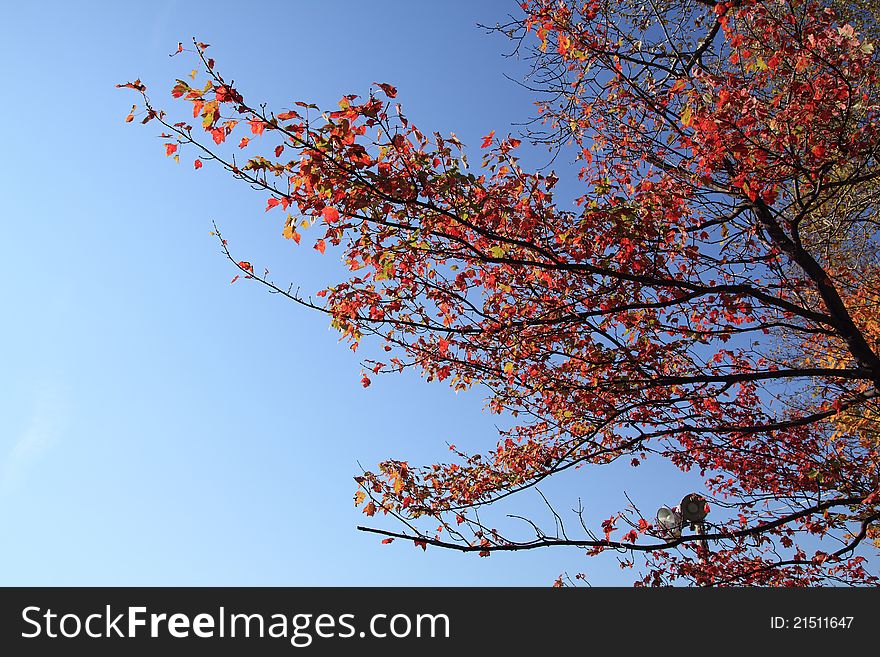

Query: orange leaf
[314,239,326,254]
[165,143,178,156]
[381,538,395,544]
[363,501,377,516]
[322,207,340,223]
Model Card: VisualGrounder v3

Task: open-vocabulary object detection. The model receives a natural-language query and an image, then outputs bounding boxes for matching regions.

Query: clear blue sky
[2,0,724,586]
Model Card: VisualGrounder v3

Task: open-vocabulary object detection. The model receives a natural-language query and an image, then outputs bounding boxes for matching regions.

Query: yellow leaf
[354,490,366,506]
[681,105,693,127]
[287,227,302,244]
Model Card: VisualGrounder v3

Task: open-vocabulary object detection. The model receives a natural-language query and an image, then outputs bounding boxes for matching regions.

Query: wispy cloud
[1,385,67,492]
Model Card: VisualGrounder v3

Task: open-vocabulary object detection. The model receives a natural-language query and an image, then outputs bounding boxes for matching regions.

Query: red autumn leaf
[238,137,249,148]
[215,85,234,103]
[248,119,266,135]
[375,82,398,98]
[238,261,254,273]
[314,239,326,254]
[194,158,203,169]
[361,373,371,388]
[115,79,146,92]
[275,145,284,158]
[164,143,178,156]
[266,197,280,211]
[322,207,340,223]
[229,275,239,285]
[363,501,377,517]
[481,131,495,148]
[381,538,394,544]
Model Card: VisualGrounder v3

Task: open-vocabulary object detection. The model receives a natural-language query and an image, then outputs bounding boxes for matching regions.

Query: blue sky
[1,0,745,586]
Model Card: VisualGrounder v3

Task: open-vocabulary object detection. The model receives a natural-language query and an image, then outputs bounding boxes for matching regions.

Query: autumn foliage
[121,0,880,585]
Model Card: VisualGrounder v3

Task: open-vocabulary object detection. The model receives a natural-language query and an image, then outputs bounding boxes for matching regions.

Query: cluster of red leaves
[120,0,880,585]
